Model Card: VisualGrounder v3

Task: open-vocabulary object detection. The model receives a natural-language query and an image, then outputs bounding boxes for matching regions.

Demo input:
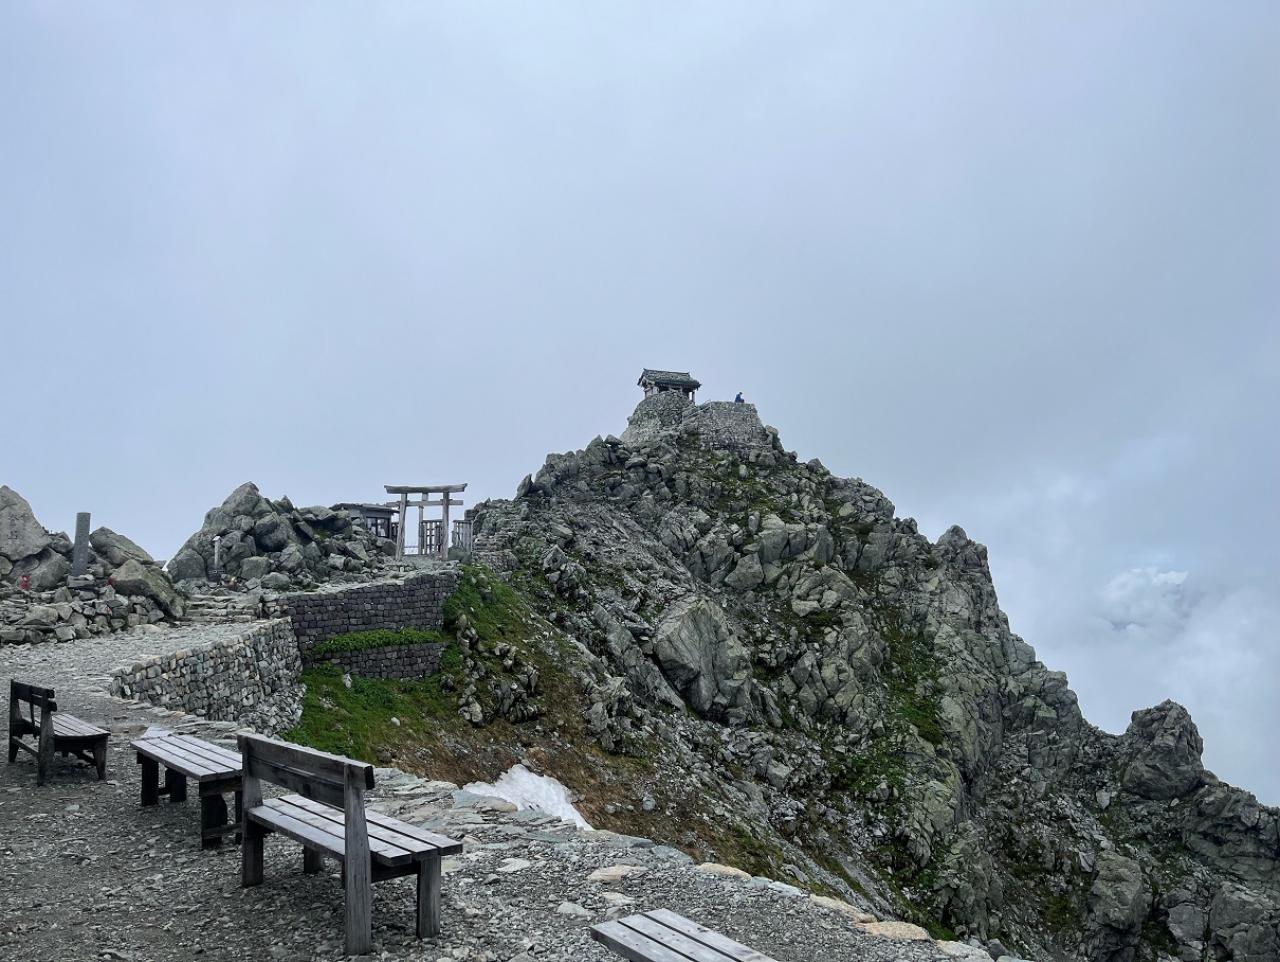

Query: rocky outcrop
[465,396,1280,962]
[168,482,396,589]
[1120,700,1205,800]
[0,485,183,643]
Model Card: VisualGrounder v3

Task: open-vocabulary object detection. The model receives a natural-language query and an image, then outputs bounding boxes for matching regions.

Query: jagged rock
[167,547,206,581]
[111,559,185,618]
[239,556,272,581]
[0,485,52,563]
[1121,700,1205,800]
[1085,851,1149,962]
[168,481,392,588]
[10,547,70,591]
[88,527,153,568]
[652,597,753,722]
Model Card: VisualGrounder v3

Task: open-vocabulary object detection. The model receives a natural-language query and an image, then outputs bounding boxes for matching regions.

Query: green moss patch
[309,627,447,659]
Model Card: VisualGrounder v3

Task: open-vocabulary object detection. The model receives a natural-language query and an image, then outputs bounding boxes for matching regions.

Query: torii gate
[384,484,467,560]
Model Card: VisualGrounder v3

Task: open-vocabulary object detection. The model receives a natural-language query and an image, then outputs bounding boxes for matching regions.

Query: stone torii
[383,484,467,560]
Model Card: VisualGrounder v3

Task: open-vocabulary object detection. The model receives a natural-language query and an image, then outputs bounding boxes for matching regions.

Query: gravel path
[1,630,962,962]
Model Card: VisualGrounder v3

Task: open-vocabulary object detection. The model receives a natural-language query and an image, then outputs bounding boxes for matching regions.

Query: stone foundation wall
[314,640,448,679]
[620,395,774,454]
[108,620,302,734]
[278,570,460,653]
[684,402,774,453]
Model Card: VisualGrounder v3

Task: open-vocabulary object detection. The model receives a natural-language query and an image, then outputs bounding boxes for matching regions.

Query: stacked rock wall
[109,620,302,733]
[314,640,448,679]
[279,570,460,653]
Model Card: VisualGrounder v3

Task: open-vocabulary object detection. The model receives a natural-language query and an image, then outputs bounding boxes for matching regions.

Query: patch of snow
[464,764,591,828]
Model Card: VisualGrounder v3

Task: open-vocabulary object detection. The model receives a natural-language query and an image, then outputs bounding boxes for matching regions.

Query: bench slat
[622,916,742,962]
[156,735,240,774]
[269,796,417,865]
[134,739,225,779]
[644,910,778,962]
[286,795,462,857]
[248,800,348,858]
[364,809,464,856]
[52,714,108,739]
[592,920,702,962]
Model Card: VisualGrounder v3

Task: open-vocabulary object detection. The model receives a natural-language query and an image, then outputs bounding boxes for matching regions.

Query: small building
[638,368,701,400]
[334,503,397,541]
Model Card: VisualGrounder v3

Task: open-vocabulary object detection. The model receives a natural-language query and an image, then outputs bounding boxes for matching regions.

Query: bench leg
[93,738,107,781]
[345,860,372,955]
[416,853,442,938]
[200,792,228,850]
[140,756,159,806]
[36,724,54,787]
[165,768,187,803]
[242,823,265,888]
[233,790,243,845]
[6,736,16,764]
[303,848,323,874]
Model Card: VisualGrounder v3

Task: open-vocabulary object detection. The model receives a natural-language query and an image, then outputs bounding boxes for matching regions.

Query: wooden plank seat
[239,733,463,954]
[132,727,243,848]
[591,909,780,962]
[7,679,109,785]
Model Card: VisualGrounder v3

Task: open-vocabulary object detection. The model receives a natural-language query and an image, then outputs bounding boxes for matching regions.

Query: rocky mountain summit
[0,485,184,642]
[168,482,396,589]
[464,393,1279,962]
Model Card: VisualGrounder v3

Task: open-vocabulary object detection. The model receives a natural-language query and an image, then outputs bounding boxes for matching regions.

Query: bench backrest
[8,679,56,737]
[237,733,374,809]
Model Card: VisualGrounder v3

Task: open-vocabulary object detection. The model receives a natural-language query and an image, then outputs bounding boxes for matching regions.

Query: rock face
[652,597,752,722]
[467,397,1280,962]
[168,482,395,589]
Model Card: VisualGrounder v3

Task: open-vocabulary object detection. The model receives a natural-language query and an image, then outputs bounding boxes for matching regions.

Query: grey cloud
[1,3,1276,799]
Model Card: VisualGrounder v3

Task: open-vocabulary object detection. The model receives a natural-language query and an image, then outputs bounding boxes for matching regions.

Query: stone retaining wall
[279,569,460,653]
[315,640,448,680]
[108,620,302,734]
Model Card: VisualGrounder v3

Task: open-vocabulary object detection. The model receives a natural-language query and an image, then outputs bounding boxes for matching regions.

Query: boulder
[167,547,207,582]
[89,526,154,568]
[111,558,185,618]
[1122,700,1205,800]
[240,556,272,581]
[251,514,292,552]
[11,548,70,591]
[0,485,52,563]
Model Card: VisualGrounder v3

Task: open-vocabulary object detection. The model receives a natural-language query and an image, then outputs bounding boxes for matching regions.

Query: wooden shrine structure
[384,484,467,560]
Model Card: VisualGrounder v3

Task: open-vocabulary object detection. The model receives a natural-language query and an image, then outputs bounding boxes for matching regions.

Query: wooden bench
[238,733,463,955]
[591,909,780,962]
[133,726,243,848]
[6,680,109,785]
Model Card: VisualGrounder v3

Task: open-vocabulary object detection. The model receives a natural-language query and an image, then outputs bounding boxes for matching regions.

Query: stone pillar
[396,493,408,561]
[440,498,451,559]
[212,534,222,581]
[70,512,91,577]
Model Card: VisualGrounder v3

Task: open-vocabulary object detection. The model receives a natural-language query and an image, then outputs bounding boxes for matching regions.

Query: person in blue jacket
[734,391,745,403]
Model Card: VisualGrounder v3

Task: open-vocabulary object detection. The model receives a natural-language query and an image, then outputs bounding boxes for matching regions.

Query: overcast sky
[2,4,1277,802]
